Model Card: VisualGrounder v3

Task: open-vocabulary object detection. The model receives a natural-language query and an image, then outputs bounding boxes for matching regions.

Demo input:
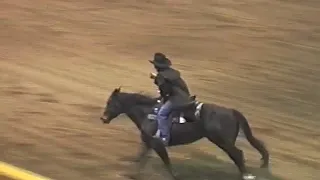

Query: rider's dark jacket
[154,67,191,105]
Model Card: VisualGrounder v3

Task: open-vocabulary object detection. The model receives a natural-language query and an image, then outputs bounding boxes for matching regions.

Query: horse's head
[101,87,159,124]
[100,86,124,124]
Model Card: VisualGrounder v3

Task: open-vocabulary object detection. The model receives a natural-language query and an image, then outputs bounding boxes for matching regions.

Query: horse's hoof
[119,156,139,163]
[122,172,138,180]
[260,163,269,169]
[243,174,256,180]
[172,173,180,180]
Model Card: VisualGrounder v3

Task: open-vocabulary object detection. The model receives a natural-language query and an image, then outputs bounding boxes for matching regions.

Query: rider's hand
[150,72,157,79]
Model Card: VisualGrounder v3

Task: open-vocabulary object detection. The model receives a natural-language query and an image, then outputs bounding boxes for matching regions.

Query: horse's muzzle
[100,115,110,124]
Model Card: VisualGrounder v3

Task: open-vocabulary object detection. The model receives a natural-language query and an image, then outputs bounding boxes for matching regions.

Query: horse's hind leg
[206,134,255,180]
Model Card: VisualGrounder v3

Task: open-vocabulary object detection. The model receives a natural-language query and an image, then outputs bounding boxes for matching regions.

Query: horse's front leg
[121,140,151,163]
[134,120,157,163]
[125,135,151,180]
[135,139,151,162]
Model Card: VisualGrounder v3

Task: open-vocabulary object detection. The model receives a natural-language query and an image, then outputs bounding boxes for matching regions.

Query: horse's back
[207,103,233,116]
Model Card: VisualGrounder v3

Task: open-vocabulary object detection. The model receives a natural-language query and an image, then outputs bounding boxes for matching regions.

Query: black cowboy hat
[149,52,172,68]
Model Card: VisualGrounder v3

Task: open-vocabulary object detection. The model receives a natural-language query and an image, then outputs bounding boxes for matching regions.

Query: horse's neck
[126,104,154,130]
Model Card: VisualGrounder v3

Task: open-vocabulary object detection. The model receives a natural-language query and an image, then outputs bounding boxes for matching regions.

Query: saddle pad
[147,114,157,120]
[147,114,186,124]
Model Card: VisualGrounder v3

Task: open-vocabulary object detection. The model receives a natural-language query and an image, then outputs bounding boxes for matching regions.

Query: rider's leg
[156,100,173,145]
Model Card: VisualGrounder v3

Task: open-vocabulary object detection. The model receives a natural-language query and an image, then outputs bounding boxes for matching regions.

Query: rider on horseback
[149,52,191,146]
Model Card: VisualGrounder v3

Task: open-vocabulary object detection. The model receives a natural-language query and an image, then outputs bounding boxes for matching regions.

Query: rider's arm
[154,75,169,98]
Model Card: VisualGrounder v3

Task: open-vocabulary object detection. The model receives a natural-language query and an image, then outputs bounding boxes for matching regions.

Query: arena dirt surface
[0,176,14,180]
[1,0,319,180]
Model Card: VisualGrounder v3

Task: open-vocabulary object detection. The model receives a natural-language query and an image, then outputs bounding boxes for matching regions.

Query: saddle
[147,95,201,124]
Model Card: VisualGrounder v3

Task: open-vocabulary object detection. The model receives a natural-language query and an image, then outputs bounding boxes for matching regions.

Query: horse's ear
[113,86,121,94]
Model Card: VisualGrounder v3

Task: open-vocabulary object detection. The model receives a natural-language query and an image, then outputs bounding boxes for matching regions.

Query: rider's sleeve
[155,74,171,98]
[155,74,166,86]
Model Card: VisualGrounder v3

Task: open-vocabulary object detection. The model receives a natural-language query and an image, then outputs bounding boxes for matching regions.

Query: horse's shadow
[120,150,283,180]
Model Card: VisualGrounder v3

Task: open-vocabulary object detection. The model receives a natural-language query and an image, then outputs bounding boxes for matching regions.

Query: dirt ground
[0,0,319,180]
[0,176,14,180]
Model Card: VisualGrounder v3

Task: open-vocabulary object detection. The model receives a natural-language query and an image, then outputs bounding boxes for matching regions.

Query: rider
[149,52,191,146]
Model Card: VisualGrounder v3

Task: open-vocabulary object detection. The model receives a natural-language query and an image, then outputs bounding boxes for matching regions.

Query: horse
[100,87,269,180]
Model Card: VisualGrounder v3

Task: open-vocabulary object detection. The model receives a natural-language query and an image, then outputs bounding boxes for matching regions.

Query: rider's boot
[153,129,169,146]
[159,131,169,146]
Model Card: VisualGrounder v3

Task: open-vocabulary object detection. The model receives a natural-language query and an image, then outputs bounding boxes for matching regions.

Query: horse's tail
[232,109,254,140]
[232,109,270,168]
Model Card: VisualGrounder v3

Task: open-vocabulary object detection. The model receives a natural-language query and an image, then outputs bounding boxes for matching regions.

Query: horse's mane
[120,91,157,106]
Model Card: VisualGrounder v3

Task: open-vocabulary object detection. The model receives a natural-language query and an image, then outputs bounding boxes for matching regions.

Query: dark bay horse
[100,87,269,180]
